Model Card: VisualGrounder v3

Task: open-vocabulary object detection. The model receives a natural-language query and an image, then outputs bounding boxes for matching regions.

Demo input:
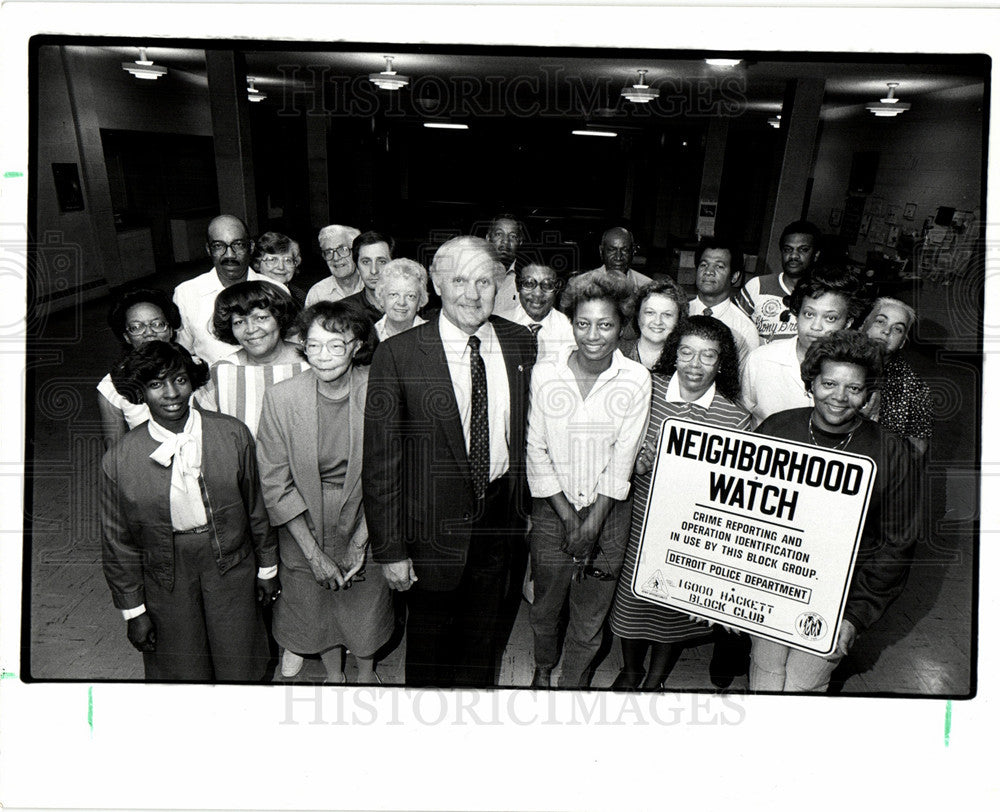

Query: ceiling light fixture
[705,58,742,68]
[621,70,659,104]
[423,122,468,130]
[247,77,266,103]
[369,56,410,91]
[866,82,911,117]
[571,129,617,138]
[121,47,167,80]
[768,114,782,129]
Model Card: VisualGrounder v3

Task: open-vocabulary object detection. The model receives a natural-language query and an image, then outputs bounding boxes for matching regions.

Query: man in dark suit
[363,236,535,687]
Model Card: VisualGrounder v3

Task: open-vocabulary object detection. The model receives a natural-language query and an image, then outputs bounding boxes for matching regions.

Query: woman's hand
[256,575,282,604]
[307,550,347,590]
[338,544,367,588]
[830,619,857,659]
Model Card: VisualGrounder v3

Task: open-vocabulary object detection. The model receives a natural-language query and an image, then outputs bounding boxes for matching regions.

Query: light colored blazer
[255,366,369,570]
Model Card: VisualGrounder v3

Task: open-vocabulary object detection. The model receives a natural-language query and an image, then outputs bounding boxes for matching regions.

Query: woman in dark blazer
[256,301,393,683]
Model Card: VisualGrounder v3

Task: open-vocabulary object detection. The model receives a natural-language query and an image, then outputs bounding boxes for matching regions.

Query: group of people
[98,211,929,692]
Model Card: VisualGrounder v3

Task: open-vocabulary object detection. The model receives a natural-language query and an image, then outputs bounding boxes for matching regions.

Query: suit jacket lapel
[421,318,469,470]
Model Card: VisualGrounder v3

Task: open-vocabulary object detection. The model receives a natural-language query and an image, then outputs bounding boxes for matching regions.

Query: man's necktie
[468,335,490,499]
[528,322,542,353]
[703,306,713,317]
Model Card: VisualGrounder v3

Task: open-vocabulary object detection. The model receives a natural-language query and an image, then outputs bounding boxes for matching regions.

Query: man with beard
[736,220,822,344]
[173,215,283,364]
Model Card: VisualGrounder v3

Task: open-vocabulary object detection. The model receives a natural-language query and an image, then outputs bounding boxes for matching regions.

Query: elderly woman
[526,270,651,688]
[199,280,307,437]
[251,231,307,309]
[372,257,428,341]
[619,278,688,370]
[305,224,363,307]
[742,265,863,426]
[750,331,920,692]
[256,301,393,683]
[860,297,933,455]
[97,288,185,447]
[101,341,277,681]
[609,315,751,690]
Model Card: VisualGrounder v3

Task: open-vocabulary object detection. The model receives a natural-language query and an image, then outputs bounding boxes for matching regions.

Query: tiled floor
[24,265,976,695]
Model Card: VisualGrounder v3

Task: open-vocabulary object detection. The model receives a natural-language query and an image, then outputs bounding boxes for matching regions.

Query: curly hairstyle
[296,300,375,366]
[800,330,883,392]
[560,269,635,325]
[786,264,865,324]
[653,315,742,402]
[110,340,209,406]
[107,288,182,347]
[695,236,746,289]
[212,280,299,345]
[375,258,430,310]
[631,277,689,339]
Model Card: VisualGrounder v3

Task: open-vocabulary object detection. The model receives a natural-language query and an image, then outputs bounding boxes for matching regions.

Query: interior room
[26,38,985,693]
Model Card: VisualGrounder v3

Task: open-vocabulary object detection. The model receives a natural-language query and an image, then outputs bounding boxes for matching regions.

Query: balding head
[430,236,503,334]
[206,215,253,285]
[599,227,635,274]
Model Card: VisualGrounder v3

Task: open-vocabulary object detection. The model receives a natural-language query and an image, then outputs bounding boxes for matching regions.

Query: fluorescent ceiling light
[705,59,742,68]
[369,56,410,91]
[122,47,167,80]
[572,129,617,137]
[423,122,469,130]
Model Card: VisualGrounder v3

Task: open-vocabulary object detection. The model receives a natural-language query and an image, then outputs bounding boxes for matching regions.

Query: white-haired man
[304,224,363,307]
[363,236,535,688]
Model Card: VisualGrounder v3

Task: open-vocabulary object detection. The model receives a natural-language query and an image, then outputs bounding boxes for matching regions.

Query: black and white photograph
[2,2,997,811]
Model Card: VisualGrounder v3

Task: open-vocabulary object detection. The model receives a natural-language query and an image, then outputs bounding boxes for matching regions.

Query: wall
[35,45,213,311]
[807,83,984,265]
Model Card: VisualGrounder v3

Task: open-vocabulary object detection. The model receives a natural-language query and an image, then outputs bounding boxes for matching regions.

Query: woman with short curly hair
[750,331,919,692]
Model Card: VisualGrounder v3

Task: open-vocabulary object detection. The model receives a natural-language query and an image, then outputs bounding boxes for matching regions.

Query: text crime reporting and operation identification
[631,418,876,655]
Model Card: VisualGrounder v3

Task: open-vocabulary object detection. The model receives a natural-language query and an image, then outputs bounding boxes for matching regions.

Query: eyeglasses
[259,254,299,269]
[125,319,170,336]
[303,338,357,356]
[321,245,352,261]
[677,346,720,364]
[208,239,250,254]
[516,278,563,292]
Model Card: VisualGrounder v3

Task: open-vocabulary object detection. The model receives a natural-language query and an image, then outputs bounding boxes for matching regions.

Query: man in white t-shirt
[488,214,526,318]
[687,237,760,366]
[735,220,822,344]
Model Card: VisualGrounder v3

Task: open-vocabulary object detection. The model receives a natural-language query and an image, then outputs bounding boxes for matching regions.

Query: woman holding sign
[609,315,751,690]
[750,331,920,692]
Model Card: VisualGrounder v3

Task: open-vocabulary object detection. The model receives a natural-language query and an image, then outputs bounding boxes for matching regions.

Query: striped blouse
[200,357,310,437]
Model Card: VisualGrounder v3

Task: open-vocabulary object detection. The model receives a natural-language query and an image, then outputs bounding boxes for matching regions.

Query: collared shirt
[173,268,283,365]
[505,302,576,365]
[688,296,761,366]
[374,313,427,342]
[438,314,511,483]
[493,264,520,319]
[527,344,651,510]
[741,338,813,427]
[592,264,654,291]
[734,273,798,344]
[664,373,717,409]
[304,273,365,308]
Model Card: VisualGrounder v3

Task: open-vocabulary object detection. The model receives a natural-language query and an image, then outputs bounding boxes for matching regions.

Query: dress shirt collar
[557,342,630,381]
[665,373,716,409]
[695,296,733,316]
[438,312,496,358]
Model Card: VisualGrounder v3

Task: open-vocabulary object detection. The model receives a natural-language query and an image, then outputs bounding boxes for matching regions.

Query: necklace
[808,417,857,451]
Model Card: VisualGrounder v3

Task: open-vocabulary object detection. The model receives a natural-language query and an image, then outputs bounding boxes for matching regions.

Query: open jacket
[101,410,276,611]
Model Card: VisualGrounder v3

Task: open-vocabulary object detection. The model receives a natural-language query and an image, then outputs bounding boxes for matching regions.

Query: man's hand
[256,575,281,604]
[382,559,418,591]
[563,513,601,560]
[126,614,156,652]
[308,551,346,590]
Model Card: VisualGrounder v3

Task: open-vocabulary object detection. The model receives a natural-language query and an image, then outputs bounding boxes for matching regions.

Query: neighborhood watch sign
[632,418,876,655]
